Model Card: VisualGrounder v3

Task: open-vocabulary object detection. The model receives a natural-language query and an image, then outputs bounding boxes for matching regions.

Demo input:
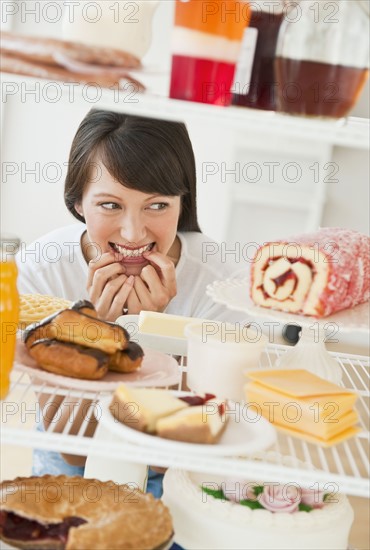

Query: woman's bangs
[98,139,187,197]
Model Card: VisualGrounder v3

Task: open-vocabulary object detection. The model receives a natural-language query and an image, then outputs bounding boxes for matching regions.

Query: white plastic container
[185,322,267,402]
[62,0,159,59]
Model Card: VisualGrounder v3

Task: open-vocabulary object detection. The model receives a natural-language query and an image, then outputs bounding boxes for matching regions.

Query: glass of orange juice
[0,236,20,400]
[170,0,250,105]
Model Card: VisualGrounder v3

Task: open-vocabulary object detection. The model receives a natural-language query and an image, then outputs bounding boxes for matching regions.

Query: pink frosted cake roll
[250,228,370,318]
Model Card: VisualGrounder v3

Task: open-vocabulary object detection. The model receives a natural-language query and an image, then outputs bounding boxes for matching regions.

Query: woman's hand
[126,251,177,314]
[87,251,134,321]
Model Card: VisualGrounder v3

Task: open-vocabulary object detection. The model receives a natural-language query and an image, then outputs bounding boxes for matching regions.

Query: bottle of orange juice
[0,236,20,400]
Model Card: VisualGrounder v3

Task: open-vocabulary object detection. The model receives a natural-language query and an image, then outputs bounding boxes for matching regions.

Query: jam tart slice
[0,475,173,550]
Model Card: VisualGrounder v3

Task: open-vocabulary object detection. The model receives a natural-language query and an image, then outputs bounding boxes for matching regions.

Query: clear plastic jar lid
[0,235,21,260]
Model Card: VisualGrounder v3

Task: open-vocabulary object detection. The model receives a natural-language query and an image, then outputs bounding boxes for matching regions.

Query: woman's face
[77,163,181,276]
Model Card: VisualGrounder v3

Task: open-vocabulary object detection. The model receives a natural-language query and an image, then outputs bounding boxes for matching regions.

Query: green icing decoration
[298,503,313,512]
[201,487,225,500]
[253,485,264,496]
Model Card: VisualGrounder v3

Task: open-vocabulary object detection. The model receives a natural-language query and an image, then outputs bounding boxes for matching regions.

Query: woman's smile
[109,241,155,258]
[109,241,156,267]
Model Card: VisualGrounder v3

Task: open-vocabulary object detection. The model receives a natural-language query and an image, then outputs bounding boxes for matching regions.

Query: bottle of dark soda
[231,0,284,111]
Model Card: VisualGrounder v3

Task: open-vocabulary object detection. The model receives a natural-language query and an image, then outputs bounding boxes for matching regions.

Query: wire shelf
[1,343,369,497]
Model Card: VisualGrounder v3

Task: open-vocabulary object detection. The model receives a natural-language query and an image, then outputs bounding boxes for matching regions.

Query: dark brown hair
[64,109,201,232]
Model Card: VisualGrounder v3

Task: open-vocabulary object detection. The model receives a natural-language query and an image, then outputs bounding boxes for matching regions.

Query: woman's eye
[100,202,120,210]
[148,202,168,211]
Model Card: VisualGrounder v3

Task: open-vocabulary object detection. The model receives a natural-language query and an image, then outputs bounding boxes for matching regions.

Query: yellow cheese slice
[246,390,358,440]
[245,369,356,399]
[246,380,357,419]
[245,366,360,444]
[271,423,361,447]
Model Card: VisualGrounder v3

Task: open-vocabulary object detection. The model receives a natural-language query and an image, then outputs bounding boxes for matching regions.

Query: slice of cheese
[246,384,358,440]
[244,369,359,444]
[138,311,210,339]
[246,380,356,420]
[112,384,188,432]
[245,369,357,399]
[273,424,361,447]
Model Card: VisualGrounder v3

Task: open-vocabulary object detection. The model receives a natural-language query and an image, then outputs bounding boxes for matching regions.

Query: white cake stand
[207,278,370,385]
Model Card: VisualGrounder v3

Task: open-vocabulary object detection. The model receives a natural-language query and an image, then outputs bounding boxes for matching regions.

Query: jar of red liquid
[232,0,284,110]
[275,0,370,118]
[169,0,249,106]
[0,236,20,400]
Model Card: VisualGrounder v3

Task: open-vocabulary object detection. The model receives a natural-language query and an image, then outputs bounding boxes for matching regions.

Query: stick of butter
[138,311,211,339]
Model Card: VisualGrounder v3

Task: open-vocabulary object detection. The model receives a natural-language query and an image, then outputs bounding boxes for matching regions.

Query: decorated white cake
[162,453,354,550]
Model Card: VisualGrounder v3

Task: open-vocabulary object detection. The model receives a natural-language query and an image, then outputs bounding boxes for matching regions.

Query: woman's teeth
[111,242,154,258]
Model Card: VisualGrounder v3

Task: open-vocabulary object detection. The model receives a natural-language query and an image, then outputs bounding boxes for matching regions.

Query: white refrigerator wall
[1,0,369,247]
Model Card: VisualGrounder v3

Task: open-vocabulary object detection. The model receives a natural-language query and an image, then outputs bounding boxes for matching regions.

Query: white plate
[14,341,181,391]
[207,278,370,332]
[98,394,277,456]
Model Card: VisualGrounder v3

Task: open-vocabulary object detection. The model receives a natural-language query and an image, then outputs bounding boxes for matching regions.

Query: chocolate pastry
[0,475,174,550]
[108,342,144,373]
[70,300,97,318]
[28,339,109,380]
[24,311,61,348]
[24,309,129,354]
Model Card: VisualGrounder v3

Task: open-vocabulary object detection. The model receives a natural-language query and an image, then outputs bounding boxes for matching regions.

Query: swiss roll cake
[250,227,370,317]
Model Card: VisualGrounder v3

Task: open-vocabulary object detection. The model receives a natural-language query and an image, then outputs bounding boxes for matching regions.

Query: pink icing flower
[259,484,300,513]
[300,488,325,508]
[222,480,257,503]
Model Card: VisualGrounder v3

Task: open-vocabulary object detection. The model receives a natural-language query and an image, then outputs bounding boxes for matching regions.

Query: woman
[17,109,245,494]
